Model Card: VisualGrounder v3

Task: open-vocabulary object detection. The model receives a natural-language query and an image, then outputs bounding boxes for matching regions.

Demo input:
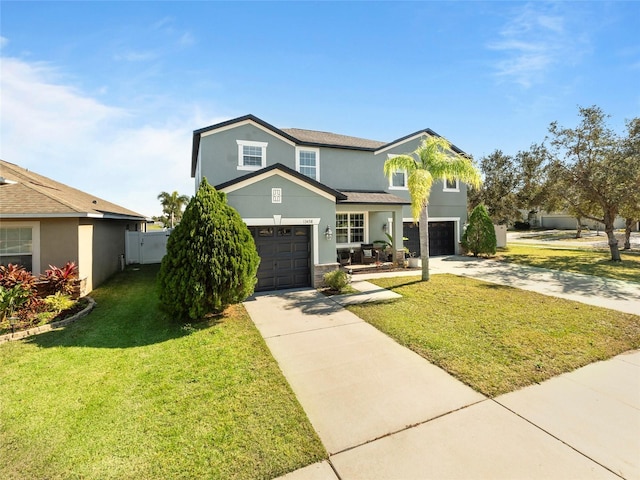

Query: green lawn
[499,244,640,283]
[0,265,325,480]
[347,275,640,397]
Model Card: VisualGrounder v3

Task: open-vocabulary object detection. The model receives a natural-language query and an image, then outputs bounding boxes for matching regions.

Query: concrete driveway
[244,277,640,479]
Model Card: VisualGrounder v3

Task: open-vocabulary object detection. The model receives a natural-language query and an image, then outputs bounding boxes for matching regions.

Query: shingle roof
[281,128,386,149]
[0,159,147,219]
[338,191,410,205]
[191,114,470,177]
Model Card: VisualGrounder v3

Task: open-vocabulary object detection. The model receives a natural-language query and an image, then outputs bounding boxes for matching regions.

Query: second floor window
[443,179,459,192]
[296,147,319,180]
[237,140,268,170]
[389,169,407,189]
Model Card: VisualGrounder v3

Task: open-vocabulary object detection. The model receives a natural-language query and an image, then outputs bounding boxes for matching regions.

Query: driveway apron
[244,288,484,455]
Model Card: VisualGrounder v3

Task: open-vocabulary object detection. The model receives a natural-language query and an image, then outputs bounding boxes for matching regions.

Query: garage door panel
[250,226,311,292]
[403,221,455,257]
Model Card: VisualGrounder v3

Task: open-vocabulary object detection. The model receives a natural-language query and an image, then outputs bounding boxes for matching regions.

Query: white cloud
[0,55,221,218]
[0,36,8,49]
[488,3,589,88]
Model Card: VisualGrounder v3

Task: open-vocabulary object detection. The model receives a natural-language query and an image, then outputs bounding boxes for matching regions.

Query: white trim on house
[295,146,320,181]
[386,154,408,190]
[242,217,320,265]
[375,132,430,155]
[237,140,268,171]
[443,179,460,192]
[335,211,368,248]
[201,118,296,146]
[0,213,146,221]
[219,169,338,202]
[0,220,41,275]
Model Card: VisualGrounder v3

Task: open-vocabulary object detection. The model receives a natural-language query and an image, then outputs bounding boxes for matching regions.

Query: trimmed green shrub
[462,204,497,257]
[323,269,350,292]
[158,178,260,320]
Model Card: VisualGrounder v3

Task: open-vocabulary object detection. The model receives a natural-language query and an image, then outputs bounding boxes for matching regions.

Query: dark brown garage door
[403,221,456,257]
[250,226,311,292]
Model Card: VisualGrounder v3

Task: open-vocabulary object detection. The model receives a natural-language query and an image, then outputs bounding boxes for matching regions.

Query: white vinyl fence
[125,230,170,265]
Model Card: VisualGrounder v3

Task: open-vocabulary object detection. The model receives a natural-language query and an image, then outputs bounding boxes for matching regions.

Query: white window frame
[295,147,320,181]
[443,179,460,192]
[386,154,408,190]
[388,169,408,190]
[237,140,268,171]
[0,221,41,275]
[335,212,367,247]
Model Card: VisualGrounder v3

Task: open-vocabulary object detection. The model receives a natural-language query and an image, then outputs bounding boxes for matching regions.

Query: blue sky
[1,1,638,217]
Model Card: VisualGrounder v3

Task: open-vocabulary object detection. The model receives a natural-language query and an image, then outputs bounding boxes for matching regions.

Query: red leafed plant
[44,261,78,295]
[0,264,42,324]
[0,263,38,290]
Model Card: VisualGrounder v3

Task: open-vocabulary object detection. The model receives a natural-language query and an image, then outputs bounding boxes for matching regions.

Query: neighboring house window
[443,179,459,192]
[335,213,365,244]
[0,222,40,274]
[296,147,319,180]
[237,140,268,170]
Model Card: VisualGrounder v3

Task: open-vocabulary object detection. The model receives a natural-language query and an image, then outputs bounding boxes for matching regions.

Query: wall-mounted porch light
[324,225,333,241]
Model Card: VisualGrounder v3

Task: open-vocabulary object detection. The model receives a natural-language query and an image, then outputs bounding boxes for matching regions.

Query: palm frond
[408,169,433,220]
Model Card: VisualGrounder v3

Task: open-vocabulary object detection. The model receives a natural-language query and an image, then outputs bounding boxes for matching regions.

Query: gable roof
[0,159,147,220]
[215,163,347,202]
[280,128,386,149]
[192,114,469,177]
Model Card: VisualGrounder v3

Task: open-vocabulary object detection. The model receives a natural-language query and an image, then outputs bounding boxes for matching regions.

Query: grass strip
[347,274,640,397]
[0,265,325,480]
[498,244,640,283]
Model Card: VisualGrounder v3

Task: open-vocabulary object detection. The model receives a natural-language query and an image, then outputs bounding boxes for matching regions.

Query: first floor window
[0,226,34,272]
[336,213,365,244]
[237,140,268,170]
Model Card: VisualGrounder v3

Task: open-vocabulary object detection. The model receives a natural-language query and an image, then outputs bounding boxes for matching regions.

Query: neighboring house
[0,160,147,294]
[524,210,631,231]
[191,114,471,291]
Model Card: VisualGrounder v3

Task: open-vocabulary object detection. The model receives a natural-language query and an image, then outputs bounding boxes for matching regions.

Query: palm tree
[384,136,481,281]
[157,191,191,228]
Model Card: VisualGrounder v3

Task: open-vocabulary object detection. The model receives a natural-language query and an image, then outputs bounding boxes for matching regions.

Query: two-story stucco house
[191,114,470,291]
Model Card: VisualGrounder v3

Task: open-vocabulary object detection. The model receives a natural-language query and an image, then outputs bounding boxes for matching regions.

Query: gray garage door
[403,221,456,257]
[250,226,311,292]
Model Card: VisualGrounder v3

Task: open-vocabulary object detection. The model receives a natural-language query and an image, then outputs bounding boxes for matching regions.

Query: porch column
[392,206,404,264]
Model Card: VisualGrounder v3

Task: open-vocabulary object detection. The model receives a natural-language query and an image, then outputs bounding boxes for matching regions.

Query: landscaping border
[0,297,96,344]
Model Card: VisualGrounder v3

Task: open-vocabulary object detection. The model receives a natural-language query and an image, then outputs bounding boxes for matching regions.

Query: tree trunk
[419,206,430,281]
[603,211,621,261]
[624,218,633,250]
[575,217,582,239]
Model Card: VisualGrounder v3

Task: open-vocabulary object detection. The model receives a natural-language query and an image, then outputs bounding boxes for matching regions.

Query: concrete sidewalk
[245,287,640,479]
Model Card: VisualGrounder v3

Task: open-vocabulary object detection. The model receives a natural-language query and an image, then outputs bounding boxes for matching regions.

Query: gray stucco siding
[222,174,338,265]
[319,148,385,191]
[199,124,296,186]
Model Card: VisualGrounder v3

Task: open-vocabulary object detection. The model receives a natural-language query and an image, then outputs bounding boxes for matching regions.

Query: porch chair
[338,250,351,266]
[360,244,377,265]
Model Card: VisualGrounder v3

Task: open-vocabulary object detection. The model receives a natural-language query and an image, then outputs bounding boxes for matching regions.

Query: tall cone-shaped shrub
[462,204,497,257]
[158,178,260,320]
